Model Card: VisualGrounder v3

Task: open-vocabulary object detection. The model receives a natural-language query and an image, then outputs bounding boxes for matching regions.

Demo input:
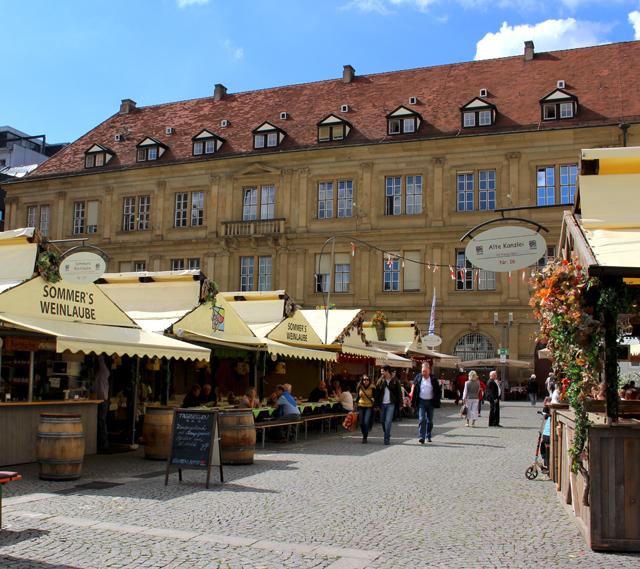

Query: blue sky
[4,0,640,144]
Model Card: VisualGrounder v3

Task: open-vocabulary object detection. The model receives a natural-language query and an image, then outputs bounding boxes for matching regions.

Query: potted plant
[371,311,388,341]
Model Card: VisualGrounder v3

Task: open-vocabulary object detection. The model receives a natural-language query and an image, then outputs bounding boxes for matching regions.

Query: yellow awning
[0,313,211,361]
[263,337,336,362]
[376,352,413,368]
[336,344,387,359]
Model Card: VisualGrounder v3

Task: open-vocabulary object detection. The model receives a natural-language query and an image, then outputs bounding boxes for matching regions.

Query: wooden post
[601,276,621,420]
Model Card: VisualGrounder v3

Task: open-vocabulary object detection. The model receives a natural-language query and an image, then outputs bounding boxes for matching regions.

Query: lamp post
[494,312,513,401]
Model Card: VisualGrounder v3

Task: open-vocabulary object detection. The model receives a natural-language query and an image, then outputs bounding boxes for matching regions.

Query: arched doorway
[453,333,496,362]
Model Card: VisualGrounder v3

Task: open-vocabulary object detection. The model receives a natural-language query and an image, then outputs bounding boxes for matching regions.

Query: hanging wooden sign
[465,226,546,272]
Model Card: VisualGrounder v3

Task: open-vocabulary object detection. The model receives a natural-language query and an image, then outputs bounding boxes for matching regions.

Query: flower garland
[202,279,219,308]
[284,297,300,319]
[36,251,62,284]
[371,311,388,328]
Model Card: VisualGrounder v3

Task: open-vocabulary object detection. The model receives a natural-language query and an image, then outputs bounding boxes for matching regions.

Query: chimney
[343,65,355,84]
[214,84,227,101]
[119,99,137,114]
[524,41,535,62]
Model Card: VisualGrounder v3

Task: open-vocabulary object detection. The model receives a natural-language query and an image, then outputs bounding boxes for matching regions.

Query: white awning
[460,358,532,368]
[263,337,336,362]
[0,313,211,361]
[376,352,414,368]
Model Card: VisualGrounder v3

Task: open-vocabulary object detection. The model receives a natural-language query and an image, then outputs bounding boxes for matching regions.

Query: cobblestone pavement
[2,401,639,568]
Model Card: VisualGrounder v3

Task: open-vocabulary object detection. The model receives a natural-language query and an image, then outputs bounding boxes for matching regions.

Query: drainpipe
[619,123,630,147]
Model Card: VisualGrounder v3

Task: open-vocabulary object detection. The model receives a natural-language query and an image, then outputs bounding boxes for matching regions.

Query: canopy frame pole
[27,351,35,402]
[131,356,140,446]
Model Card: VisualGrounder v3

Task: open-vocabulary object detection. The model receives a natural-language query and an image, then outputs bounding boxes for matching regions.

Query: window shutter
[334,253,350,266]
[318,126,330,141]
[87,201,99,226]
[120,261,132,273]
[315,253,331,274]
[403,251,420,291]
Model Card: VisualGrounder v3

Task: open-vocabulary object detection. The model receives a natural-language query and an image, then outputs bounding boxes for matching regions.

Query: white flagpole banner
[428,287,436,335]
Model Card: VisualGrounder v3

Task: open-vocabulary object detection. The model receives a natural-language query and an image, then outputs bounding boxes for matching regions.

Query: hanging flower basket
[36,251,62,284]
[371,311,388,341]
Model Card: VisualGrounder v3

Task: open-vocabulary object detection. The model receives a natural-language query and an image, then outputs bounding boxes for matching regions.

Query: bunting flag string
[449,266,456,280]
[351,242,355,257]
[509,271,512,283]
[474,270,478,283]
[522,268,526,283]
[387,253,393,267]
[433,264,438,273]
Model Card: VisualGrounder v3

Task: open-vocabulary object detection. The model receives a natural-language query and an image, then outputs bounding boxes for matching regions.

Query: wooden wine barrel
[36,413,85,481]
[142,406,174,460]
[219,409,256,465]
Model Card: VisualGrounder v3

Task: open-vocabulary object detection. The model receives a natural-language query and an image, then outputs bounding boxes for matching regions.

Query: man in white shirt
[410,363,441,443]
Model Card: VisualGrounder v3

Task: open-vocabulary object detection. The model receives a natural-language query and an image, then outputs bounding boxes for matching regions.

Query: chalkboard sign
[164,409,224,489]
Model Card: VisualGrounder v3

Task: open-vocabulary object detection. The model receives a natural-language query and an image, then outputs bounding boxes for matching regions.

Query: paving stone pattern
[2,402,639,568]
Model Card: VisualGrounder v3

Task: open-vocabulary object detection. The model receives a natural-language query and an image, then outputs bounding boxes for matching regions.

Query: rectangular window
[188,258,200,271]
[172,259,185,271]
[135,262,146,272]
[403,118,415,133]
[478,269,496,291]
[318,126,331,142]
[335,264,350,293]
[403,251,420,292]
[39,205,50,236]
[175,193,188,227]
[191,191,204,226]
[267,133,278,147]
[457,173,474,211]
[254,135,265,148]
[456,250,473,291]
[537,167,555,206]
[383,257,400,292]
[464,113,475,127]
[123,197,136,232]
[73,202,85,235]
[388,119,401,134]
[85,155,95,168]
[318,182,334,219]
[543,104,556,120]
[258,257,271,291]
[95,153,104,167]
[479,110,492,125]
[27,206,37,228]
[243,188,258,220]
[137,149,146,162]
[138,196,151,230]
[560,165,577,204]
[478,170,496,211]
[560,103,573,118]
[148,147,158,161]
[315,253,330,293]
[405,175,422,215]
[260,185,275,219]
[537,245,557,269]
[240,257,254,291]
[337,180,353,218]
[193,142,203,155]
[385,177,401,215]
[205,140,215,154]
[87,201,99,233]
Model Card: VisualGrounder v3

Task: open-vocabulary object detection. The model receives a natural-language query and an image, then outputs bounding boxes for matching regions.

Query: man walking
[375,364,403,445]
[486,370,502,427]
[527,374,539,406]
[411,363,441,443]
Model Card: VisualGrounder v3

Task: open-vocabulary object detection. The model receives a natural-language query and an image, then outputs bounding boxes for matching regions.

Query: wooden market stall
[548,146,640,551]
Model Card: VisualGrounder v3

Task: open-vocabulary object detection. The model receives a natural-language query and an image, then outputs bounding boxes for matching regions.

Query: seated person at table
[334,383,354,413]
[329,378,341,397]
[199,384,217,406]
[182,384,201,408]
[239,388,258,409]
[308,380,329,402]
[272,384,301,443]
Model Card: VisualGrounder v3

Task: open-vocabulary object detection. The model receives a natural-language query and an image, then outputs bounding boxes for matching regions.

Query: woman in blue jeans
[356,376,376,444]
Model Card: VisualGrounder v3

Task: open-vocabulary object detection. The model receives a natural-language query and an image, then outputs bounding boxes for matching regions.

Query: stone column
[102,187,114,243]
[208,175,219,238]
[218,249,231,291]
[431,242,445,303]
[296,168,308,233]
[55,191,66,238]
[506,152,521,207]
[431,157,445,227]
[5,197,17,230]
[204,253,216,280]
[357,162,373,230]
[294,248,306,301]
[358,245,371,305]
[280,170,293,231]
[149,254,164,272]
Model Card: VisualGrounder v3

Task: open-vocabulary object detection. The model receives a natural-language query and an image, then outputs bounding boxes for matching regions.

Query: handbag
[460,405,467,417]
[343,412,358,431]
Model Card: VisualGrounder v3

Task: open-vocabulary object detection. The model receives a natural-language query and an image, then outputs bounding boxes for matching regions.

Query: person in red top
[455,370,467,405]
[478,377,487,417]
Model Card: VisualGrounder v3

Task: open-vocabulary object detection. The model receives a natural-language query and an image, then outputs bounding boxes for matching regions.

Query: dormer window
[252,121,285,149]
[191,129,225,156]
[317,114,352,142]
[539,88,578,121]
[84,144,115,169]
[136,136,168,162]
[386,106,422,135]
[460,97,497,128]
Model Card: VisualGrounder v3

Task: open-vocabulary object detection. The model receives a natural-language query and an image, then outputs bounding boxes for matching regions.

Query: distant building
[0,126,67,168]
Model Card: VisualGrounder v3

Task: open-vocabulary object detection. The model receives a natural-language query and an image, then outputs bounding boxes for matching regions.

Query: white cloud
[630,11,640,39]
[389,0,438,11]
[220,39,244,60]
[177,0,209,6]
[475,18,611,60]
[342,0,392,14]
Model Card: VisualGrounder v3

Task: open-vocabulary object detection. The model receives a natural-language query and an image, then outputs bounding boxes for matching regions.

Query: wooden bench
[302,413,350,439]
[254,418,303,448]
[0,471,21,528]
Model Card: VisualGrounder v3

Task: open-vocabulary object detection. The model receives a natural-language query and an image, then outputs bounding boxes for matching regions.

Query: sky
[4,0,640,145]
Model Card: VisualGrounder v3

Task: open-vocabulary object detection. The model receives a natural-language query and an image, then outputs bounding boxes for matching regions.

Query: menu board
[164,409,223,489]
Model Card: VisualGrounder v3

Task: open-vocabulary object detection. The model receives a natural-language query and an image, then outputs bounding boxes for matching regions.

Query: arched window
[453,333,495,361]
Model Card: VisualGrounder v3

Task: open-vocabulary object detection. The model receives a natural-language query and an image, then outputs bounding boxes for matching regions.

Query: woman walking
[462,371,481,427]
[357,375,376,443]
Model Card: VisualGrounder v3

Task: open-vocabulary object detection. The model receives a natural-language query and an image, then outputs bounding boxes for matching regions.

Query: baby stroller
[525,410,550,480]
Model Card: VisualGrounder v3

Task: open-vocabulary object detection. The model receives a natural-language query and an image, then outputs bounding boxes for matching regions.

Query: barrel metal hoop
[38,458,84,464]
[40,418,83,423]
[219,424,253,430]
[144,442,170,447]
[38,432,85,438]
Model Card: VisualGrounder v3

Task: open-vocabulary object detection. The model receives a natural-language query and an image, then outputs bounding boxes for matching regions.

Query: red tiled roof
[25,41,640,181]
